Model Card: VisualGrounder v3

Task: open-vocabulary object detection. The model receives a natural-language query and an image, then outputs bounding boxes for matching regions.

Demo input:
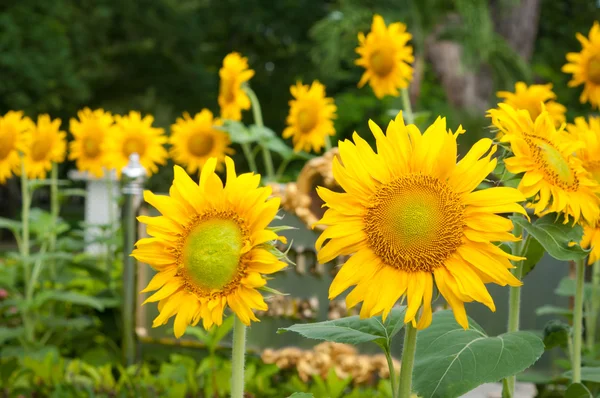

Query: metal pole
[121,153,146,366]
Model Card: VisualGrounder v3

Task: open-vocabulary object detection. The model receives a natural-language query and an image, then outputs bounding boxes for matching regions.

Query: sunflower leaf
[563,368,600,384]
[510,214,588,261]
[564,382,593,398]
[413,310,544,398]
[277,306,406,348]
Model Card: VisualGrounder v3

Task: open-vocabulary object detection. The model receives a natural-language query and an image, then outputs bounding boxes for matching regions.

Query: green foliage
[564,383,593,398]
[412,310,544,398]
[279,307,405,348]
[563,368,600,384]
[543,320,571,350]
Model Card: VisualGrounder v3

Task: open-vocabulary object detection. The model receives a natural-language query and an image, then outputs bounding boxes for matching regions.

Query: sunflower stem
[241,143,258,174]
[231,315,247,398]
[19,156,34,344]
[587,260,600,354]
[398,322,417,398]
[572,257,586,383]
[401,88,414,125]
[244,86,275,181]
[504,221,524,396]
[384,346,398,398]
[105,170,115,287]
[324,135,333,151]
[48,163,59,281]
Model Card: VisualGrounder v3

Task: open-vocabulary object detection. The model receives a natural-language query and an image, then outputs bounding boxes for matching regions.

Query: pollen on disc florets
[175,210,251,297]
[364,174,465,272]
[525,135,579,191]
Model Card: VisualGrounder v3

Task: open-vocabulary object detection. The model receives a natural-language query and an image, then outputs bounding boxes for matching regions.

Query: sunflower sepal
[257,285,288,296]
[510,213,589,262]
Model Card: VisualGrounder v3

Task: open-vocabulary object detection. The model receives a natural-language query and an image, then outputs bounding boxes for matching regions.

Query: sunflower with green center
[355,14,414,99]
[69,108,114,178]
[497,82,566,127]
[567,116,600,263]
[316,112,524,329]
[170,110,233,174]
[282,81,337,153]
[105,111,168,177]
[563,22,600,109]
[218,52,255,121]
[0,111,33,184]
[133,158,287,337]
[489,104,600,225]
[23,115,67,180]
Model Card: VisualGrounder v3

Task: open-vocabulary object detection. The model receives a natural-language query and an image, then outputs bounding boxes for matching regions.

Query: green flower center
[123,137,146,157]
[297,107,318,133]
[588,55,600,85]
[364,174,464,272]
[0,126,16,160]
[188,133,214,157]
[182,218,243,290]
[370,49,395,77]
[529,136,578,191]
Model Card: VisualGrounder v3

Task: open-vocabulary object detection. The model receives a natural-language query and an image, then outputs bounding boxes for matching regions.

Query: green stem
[105,172,115,286]
[384,347,398,398]
[275,158,291,181]
[504,221,525,397]
[48,163,58,280]
[122,188,137,366]
[19,157,33,344]
[398,322,418,398]
[26,242,48,301]
[244,86,275,181]
[231,315,247,398]
[324,135,333,151]
[572,257,586,383]
[241,143,258,174]
[587,260,600,354]
[401,88,414,125]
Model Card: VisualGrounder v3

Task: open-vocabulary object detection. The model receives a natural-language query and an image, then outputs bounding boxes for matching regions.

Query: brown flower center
[188,133,214,157]
[370,49,395,77]
[122,137,146,157]
[0,126,17,160]
[588,55,600,85]
[31,136,52,161]
[83,137,101,158]
[297,108,318,133]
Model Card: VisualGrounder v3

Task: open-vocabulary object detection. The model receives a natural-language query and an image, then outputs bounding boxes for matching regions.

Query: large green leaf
[521,236,544,278]
[564,383,593,398]
[413,310,544,398]
[563,367,600,383]
[278,307,406,347]
[510,214,588,261]
[30,290,105,311]
[0,327,25,344]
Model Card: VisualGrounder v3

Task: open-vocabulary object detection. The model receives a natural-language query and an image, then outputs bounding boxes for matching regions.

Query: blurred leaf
[564,382,592,398]
[555,277,593,300]
[563,368,600,384]
[0,326,25,344]
[288,393,315,398]
[0,217,22,232]
[31,290,105,311]
[543,320,570,350]
[536,305,572,318]
[511,214,588,261]
[59,188,88,198]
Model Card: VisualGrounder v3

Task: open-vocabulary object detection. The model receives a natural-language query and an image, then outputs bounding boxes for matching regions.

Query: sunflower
[282,81,337,153]
[170,110,233,174]
[315,112,524,329]
[218,52,255,121]
[0,111,33,184]
[105,111,168,177]
[489,104,600,225]
[563,22,600,109]
[355,14,414,99]
[22,115,67,180]
[497,82,566,127]
[133,158,287,337]
[68,108,114,178]
[567,116,600,264]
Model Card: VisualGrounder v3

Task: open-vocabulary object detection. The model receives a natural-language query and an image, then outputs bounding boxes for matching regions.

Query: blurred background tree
[0,0,598,216]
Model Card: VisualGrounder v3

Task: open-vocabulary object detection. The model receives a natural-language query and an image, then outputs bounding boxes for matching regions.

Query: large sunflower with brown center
[170,110,233,174]
[489,104,600,225]
[23,114,67,179]
[568,116,600,263]
[283,81,337,153]
[218,52,255,121]
[316,112,524,329]
[133,158,286,337]
[0,111,33,184]
[105,111,168,177]
[497,82,566,127]
[355,14,414,99]
[69,108,114,178]
[563,22,600,109]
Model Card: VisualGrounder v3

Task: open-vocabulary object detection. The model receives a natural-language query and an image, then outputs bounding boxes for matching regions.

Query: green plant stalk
[384,346,398,398]
[231,315,247,398]
[504,222,524,397]
[26,242,48,301]
[19,157,34,343]
[48,163,58,280]
[324,135,333,151]
[122,189,137,366]
[587,260,600,354]
[105,171,115,286]
[398,322,417,398]
[244,86,275,181]
[572,257,586,383]
[401,88,414,125]
[241,142,258,174]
